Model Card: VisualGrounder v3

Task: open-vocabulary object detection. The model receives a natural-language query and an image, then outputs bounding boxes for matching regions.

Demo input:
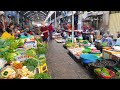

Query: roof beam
[37,12,46,16]
[27,13,35,17]
[40,11,47,15]
[24,11,30,15]
[45,11,55,22]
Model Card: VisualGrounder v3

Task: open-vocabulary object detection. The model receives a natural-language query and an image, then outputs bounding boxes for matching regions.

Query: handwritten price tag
[24,41,37,49]
[15,55,29,62]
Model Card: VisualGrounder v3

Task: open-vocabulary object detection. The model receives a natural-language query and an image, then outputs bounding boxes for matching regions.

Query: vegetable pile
[34,73,51,79]
[101,42,107,47]
[23,58,38,71]
[0,36,50,79]
[64,42,74,48]
[94,67,115,79]
[82,40,89,44]
[25,48,37,57]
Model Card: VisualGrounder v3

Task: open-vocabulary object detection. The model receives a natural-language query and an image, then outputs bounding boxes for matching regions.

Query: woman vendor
[6,22,15,38]
[101,34,114,46]
[14,26,20,38]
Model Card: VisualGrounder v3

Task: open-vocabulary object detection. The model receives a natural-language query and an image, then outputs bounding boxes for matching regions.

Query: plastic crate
[38,63,48,73]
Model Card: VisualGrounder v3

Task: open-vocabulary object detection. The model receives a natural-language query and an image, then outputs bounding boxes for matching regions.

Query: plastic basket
[80,54,98,61]
[81,58,97,64]
[94,68,115,79]
[102,59,118,69]
[38,63,48,73]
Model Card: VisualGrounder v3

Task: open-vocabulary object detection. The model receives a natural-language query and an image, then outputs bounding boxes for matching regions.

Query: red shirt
[28,31,33,35]
[41,26,49,38]
[48,25,54,32]
[82,25,87,32]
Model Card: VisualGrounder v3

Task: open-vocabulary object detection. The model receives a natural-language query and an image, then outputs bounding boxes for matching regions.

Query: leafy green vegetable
[34,73,51,79]
[37,42,48,49]
[94,68,111,76]
[39,57,46,60]
[36,47,47,54]
[82,40,89,44]
[4,52,17,63]
[15,38,25,46]
[36,38,42,43]
[38,44,44,47]
[116,72,120,76]
[101,42,107,47]
[65,42,74,47]
[24,58,38,71]
[3,38,18,50]
[43,43,48,49]
[94,68,101,74]
[25,48,36,57]
[27,66,35,71]
[82,49,91,53]
[101,68,110,76]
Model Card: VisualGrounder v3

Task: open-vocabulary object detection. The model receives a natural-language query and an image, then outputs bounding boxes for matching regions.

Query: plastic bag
[1,32,14,39]
[40,33,44,37]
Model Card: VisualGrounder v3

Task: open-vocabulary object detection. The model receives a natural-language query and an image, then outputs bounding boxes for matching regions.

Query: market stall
[0,34,51,79]
[62,29,120,79]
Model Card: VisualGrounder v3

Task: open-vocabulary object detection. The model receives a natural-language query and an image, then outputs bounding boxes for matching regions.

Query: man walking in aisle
[48,23,54,40]
[40,21,49,44]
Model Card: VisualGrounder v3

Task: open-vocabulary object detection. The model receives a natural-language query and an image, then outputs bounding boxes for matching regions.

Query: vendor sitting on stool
[63,30,68,39]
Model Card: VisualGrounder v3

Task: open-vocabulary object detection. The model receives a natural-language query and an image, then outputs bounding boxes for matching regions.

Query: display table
[55,38,65,43]
[67,48,84,60]
[102,49,120,59]
[52,33,61,39]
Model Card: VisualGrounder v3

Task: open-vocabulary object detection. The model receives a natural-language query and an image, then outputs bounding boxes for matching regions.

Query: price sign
[15,55,29,62]
[24,41,37,49]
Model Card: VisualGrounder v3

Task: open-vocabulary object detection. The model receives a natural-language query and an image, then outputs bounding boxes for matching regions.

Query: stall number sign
[24,41,37,49]
[15,55,29,62]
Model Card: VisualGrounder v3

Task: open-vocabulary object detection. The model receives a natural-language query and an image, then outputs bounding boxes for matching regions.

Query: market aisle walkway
[46,40,93,79]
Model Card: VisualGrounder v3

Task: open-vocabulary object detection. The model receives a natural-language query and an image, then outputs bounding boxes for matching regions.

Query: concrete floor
[46,40,93,79]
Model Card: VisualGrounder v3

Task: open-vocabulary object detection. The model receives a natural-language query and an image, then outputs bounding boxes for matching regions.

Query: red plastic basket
[95,68,115,79]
